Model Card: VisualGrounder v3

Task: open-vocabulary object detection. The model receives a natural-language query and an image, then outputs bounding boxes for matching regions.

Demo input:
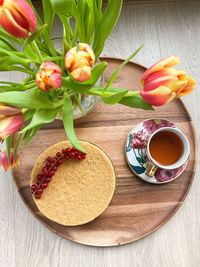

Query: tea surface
[149,131,183,165]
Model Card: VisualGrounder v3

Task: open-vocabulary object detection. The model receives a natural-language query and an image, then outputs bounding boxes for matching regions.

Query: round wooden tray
[12,57,197,247]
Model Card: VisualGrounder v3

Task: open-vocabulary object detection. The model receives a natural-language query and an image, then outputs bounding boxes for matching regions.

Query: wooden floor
[0,1,200,266]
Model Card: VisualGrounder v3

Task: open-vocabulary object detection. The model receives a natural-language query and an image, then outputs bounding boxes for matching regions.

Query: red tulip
[0,0,37,38]
[0,113,24,139]
[65,43,95,82]
[140,56,196,106]
[36,62,62,92]
[0,149,20,171]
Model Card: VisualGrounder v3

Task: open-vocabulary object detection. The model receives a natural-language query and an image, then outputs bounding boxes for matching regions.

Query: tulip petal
[140,86,176,106]
[0,9,29,38]
[65,47,77,71]
[71,66,91,82]
[49,72,62,90]
[0,104,21,116]
[7,0,37,33]
[143,68,178,92]
[0,113,24,138]
[141,56,179,83]
[177,76,196,97]
[36,62,62,92]
[79,43,95,63]
[65,44,95,82]
[40,62,62,74]
[0,149,20,171]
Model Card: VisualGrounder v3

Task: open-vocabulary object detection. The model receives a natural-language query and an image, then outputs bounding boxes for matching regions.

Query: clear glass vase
[56,74,103,120]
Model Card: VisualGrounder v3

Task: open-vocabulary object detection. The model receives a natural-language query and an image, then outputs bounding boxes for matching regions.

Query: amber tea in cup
[146,126,190,177]
[149,130,184,165]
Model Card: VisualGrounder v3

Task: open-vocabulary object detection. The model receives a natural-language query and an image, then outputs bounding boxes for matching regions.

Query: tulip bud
[0,113,24,139]
[0,149,20,171]
[65,43,95,82]
[36,62,62,92]
[0,0,37,38]
[0,103,21,116]
[140,56,196,106]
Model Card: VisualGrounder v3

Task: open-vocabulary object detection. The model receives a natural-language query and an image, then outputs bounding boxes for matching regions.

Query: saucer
[125,119,188,184]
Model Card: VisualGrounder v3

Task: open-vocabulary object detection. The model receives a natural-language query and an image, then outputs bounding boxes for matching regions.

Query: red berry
[31,184,37,189]
[36,174,42,179]
[37,188,43,195]
[36,179,41,185]
[81,154,86,159]
[41,183,48,189]
[45,177,51,183]
[56,152,61,158]
[35,193,41,199]
[76,154,82,160]
[65,155,70,160]
[52,166,57,172]
[62,149,67,155]
[46,162,51,168]
[70,152,75,159]
[49,170,55,177]
[66,148,71,153]
[57,159,63,165]
[31,184,37,192]
[51,158,57,164]
[46,157,52,162]
[42,167,48,176]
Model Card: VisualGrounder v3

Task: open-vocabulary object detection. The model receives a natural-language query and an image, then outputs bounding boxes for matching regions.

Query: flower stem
[73,94,84,113]
[32,40,43,63]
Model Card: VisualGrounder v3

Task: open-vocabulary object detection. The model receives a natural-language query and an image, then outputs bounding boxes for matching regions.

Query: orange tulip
[65,43,95,82]
[36,62,62,92]
[0,0,37,38]
[140,56,196,106]
[0,149,20,171]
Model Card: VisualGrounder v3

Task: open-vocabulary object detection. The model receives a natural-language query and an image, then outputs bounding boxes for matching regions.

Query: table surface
[0,1,199,267]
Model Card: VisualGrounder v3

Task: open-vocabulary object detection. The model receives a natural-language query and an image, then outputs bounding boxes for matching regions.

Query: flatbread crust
[31,140,116,226]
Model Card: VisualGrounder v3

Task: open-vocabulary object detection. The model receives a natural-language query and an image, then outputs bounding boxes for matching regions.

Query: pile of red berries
[31,147,86,199]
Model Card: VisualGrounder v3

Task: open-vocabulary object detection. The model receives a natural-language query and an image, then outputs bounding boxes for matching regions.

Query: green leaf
[20,108,59,133]
[93,0,123,58]
[0,27,23,45]
[24,44,39,62]
[6,135,13,165]
[62,62,106,92]
[42,0,55,35]
[23,125,41,146]
[51,0,73,16]
[62,93,85,152]
[0,92,60,110]
[102,89,128,104]
[14,133,22,161]
[24,110,35,122]
[104,44,144,91]
[119,95,154,110]
[23,24,48,49]
[0,36,17,51]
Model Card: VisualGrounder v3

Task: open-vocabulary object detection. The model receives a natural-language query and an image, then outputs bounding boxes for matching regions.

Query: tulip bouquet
[0,0,195,171]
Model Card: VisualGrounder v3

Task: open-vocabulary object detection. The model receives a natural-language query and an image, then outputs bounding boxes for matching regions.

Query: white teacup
[145,127,190,177]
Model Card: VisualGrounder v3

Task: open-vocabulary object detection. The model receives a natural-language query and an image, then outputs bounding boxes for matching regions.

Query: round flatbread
[31,140,116,226]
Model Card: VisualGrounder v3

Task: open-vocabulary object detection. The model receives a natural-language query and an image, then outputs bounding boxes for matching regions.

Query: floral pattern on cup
[126,119,188,184]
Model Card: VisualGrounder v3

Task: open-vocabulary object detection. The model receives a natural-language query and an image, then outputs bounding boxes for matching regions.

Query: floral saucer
[125,118,188,184]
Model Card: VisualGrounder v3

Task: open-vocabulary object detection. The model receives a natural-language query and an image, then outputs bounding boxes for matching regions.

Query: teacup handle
[145,163,158,177]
